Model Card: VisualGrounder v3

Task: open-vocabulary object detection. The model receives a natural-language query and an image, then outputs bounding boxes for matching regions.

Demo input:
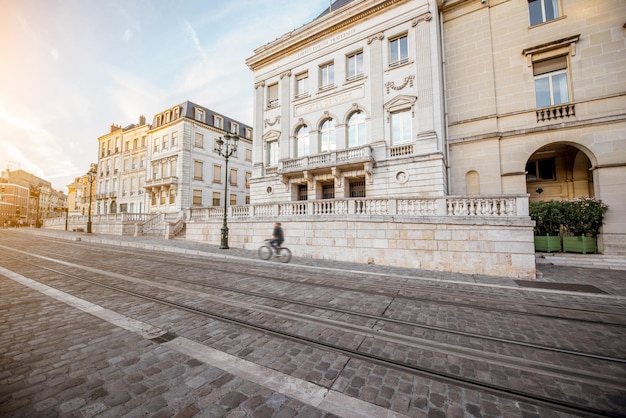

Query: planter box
[534,235,561,253]
[563,236,597,254]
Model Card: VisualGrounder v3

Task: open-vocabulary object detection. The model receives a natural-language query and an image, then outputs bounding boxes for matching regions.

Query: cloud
[184,20,210,68]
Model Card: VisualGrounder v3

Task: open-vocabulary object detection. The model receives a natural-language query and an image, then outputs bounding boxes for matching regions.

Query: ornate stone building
[247,0,446,204]
[145,101,253,215]
[441,0,626,254]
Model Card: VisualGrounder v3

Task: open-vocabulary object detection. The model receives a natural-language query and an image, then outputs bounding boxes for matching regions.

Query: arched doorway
[526,143,593,202]
[110,200,117,214]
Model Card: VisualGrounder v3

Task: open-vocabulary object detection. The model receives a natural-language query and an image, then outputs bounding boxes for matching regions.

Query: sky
[0,0,333,192]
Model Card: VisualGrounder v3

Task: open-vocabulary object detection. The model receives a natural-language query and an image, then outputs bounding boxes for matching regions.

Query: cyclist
[269,222,284,250]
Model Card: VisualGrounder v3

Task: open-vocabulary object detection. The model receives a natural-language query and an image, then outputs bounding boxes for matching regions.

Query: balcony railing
[145,176,179,188]
[536,103,575,122]
[189,195,528,221]
[279,145,373,174]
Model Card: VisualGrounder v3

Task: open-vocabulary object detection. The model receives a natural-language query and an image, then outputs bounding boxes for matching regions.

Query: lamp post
[85,166,97,233]
[213,133,239,249]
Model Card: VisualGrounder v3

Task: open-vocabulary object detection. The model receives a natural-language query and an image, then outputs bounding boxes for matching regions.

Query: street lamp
[214,133,239,249]
[85,165,97,233]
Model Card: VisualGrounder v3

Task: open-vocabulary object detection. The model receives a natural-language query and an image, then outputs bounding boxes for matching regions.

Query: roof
[316,0,357,19]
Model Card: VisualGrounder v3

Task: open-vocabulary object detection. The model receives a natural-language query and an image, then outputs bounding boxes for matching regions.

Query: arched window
[320,119,336,153]
[296,125,309,158]
[348,111,366,147]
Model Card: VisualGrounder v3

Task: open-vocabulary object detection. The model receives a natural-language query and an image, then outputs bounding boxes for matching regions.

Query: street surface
[1,229,625,417]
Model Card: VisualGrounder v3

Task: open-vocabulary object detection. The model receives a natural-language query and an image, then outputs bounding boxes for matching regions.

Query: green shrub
[561,197,608,237]
[530,200,564,236]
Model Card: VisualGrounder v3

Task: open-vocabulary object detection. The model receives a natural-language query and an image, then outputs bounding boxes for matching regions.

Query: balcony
[536,103,575,122]
[278,145,374,176]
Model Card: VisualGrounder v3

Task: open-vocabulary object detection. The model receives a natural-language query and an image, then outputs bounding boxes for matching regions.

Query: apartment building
[146,101,254,214]
[96,116,150,215]
[441,0,626,254]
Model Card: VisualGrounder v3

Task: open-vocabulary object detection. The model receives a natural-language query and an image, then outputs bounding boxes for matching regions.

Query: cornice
[246,0,412,71]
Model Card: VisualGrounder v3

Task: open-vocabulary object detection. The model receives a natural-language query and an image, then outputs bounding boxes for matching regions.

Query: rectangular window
[390,35,408,67]
[526,159,556,181]
[529,0,560,26]
[322,183,335,200]
[245,172,251,188]
[391,109,412,145]
[193,189,202,205]
[268,83,279,108]
[162,134,169,150]
[213,165,222,183]
[296,72,309,97]
[171,132,178,147]
[194,132,204,148]
[230,122,239,135]
[229,194,237,206]
[298,184,308,201]
[245,148,252,162]
[212,192,220,206]
[533,56,569,107]
[319,62,334,89]
[154,138,160,153]
[347,51,363,79]
[195,109,204,122]
[267,141,279,166]
[214,116,223,129]
[349,181,366,198]
[229,168,238,186]
[193,161,203,180]
[245,128,252,139]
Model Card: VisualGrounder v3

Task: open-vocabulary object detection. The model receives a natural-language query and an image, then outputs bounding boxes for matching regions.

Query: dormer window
[230,122,239,135]
[195,108,205,122]
[214,115,223,129]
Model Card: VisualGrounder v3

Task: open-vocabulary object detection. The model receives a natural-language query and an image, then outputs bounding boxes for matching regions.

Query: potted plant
[561,197,608,254]
[529,200,563,252]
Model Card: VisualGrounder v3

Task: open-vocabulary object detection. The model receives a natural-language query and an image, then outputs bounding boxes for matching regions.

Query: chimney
[110,123,121,133]
[139,115,146,125]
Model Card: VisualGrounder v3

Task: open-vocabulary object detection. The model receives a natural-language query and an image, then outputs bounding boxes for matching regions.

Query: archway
[526,143,593,202]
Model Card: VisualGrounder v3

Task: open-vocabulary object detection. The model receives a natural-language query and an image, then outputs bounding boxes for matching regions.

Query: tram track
[1,246,625,417]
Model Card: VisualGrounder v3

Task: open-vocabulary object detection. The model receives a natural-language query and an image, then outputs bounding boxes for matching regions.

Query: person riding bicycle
[269,222,284,250]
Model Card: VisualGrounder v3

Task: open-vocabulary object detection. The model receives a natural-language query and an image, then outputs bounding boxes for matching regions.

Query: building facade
[96,117,150,215]
[145,101,253,215]
[247,0,446,205]
[245,0,625,257]
[441,0,626,254]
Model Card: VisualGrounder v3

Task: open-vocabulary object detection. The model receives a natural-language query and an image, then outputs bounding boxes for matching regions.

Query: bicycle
[258,239,291,263]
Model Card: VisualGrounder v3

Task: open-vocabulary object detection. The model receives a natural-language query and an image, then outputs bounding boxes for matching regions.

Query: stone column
[367,33,385,142]
[280,71,292,159]
[253,81,265,177]
[412,13,434,135]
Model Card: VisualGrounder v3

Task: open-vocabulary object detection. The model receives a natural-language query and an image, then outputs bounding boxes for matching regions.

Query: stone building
[145,101,254,215]
[96,117,150,215]
[440,0,626,254]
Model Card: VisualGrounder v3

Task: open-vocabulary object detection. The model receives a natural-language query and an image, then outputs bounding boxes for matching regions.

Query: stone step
[536,253,626,271]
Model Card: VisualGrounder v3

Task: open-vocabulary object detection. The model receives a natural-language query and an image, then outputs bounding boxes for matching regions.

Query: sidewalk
[9,228,626,298]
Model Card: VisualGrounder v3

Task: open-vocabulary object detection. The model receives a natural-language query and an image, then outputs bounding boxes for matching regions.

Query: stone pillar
[412,13,434,135]
[367,33,385,142]
[253,81,265,177]
[280,71,292,159]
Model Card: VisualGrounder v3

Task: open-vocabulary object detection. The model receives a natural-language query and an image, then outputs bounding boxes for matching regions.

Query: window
[348,111,366,147]
[296,72,309,97]
[124,141,130,151]
[349,180,366,198]
[268,83,279,108]
[529,0,560,26]
[296,125,310,158]
[526,159,556,181]
[171,132,178,147]
[230,122,239,135]
[229,194,237,205]
[319,62,334,89]
[322,183,335,200]
[194,132,204,148]
[195,108,204,122]
[347,51,363,79]
[267,141,279,166]
[171,159,177,177]
[169,189,176,204]
[194,161,203,180]
[213,165,222,183]
[245,172,251,188]
[229,168,238,186]
[390,35,408,67]
[391,109,412,145]
[534,56,569,107]
[212,192,220,206]
[245,148,252,162]
[320,119,336,153]
[245,128,252,139]
[214,116,223,129]
[154,138,160,153]
[298,184,308,201]
[162,134,169,150]
[193,189,202,205]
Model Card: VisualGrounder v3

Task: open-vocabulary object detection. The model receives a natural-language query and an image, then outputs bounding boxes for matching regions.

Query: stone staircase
[536,253,626,270]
